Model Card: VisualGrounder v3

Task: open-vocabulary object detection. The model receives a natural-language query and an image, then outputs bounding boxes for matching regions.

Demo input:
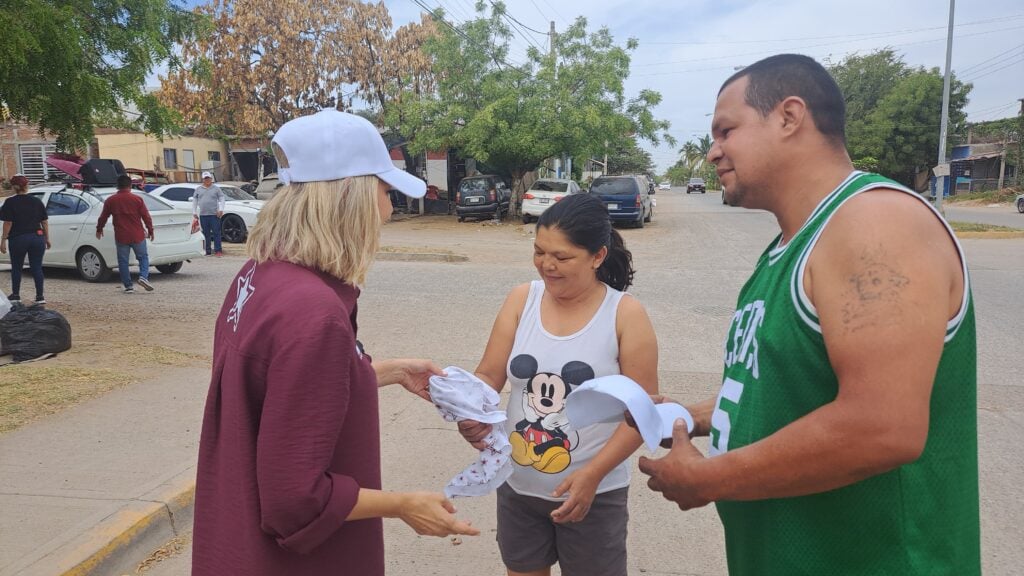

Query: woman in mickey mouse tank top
[460,193,659,576]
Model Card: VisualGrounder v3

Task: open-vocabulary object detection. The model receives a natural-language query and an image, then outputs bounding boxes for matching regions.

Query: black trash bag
[0,304,72,362]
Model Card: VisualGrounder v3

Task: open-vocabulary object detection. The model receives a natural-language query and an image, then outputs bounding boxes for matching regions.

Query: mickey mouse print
[508,354,595,474]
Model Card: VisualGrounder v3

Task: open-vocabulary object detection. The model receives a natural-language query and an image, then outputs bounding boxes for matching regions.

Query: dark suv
[589,175,653,228]
[686,177,706,194]
[456,175,511,221]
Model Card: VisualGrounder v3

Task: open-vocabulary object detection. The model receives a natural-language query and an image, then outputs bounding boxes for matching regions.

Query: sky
[384,0,1024,173]
[172,0,1024,174]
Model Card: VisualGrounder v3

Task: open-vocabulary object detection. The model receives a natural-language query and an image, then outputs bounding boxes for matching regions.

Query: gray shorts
[496,483,628,576]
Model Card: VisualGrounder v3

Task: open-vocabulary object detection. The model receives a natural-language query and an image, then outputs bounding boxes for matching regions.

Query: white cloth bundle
[429,366,514,498]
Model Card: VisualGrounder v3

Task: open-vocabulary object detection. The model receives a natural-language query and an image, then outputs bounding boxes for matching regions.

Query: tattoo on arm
[841,245,910,333]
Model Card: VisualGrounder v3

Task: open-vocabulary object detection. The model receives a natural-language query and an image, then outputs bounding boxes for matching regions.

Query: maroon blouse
[193,260,383,575]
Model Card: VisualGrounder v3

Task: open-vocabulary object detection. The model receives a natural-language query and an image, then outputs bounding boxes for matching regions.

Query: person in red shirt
[96,175,154,293]
[192,109,478,576]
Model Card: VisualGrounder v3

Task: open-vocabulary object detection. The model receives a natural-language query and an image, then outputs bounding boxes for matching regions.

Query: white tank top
[504,280,628,500]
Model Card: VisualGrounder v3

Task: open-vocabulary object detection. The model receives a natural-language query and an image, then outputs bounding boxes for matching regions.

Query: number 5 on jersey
[709,377,744,456]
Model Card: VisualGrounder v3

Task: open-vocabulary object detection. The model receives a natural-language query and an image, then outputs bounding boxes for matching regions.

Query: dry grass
[378,244,455,255]
[950,221,1024,239]
[132,532,190,574]
[115,344,209,367]
[0,366,135,433]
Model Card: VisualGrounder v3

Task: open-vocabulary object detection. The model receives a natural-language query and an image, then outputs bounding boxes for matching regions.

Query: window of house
[163,148,178,170]
[208,151,221,162]
[18,144,58,183]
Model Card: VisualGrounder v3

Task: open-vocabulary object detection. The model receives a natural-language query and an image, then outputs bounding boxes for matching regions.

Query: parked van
[588,175,653,228]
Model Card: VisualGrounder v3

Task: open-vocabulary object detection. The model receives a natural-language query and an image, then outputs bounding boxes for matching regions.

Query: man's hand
[216,210,223,219]
[638,419,713,511]
[148,230,155,241]
[95,230,103,240]
[45,239,51,249]
[0,241,6,254]
[626,394,676,448]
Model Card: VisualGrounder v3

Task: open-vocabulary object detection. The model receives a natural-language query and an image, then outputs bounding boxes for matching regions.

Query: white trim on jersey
[767,171,863,267]
[790,178,972,342]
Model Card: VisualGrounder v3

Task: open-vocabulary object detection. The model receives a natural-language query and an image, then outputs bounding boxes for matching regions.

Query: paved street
[945,204,1024,229]
[5,188,1023,576]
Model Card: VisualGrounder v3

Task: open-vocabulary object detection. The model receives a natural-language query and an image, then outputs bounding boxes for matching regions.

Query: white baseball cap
[201,172,213,180]
[271,109,425,198]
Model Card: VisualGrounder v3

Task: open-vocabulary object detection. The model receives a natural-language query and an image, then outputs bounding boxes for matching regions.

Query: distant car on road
[659,181,671,190]
[589,175,653,228]
[0,184,203,282]
[1017,192,1024,214]
[521,178,582,223]
[149,183,264,243]
[687,177,706,194]
[455,175,511,222]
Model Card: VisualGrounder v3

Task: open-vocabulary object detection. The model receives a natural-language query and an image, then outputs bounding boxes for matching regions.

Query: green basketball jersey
[712,172,980,575]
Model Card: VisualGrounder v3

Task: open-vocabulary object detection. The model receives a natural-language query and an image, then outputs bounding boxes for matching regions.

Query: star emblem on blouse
[226,264,256,332]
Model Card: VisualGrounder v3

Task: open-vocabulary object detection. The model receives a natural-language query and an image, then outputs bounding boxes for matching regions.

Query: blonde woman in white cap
[192,109,479,576]
[193,171,225,256]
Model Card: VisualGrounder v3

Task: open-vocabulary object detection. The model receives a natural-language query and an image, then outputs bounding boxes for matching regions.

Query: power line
[639,13,1024,46]
[957,42,1024,75]
[961,54,1024,82]
[408,0,523,69]
[527,0,550,23]
[539,0,571,27]
[957,48,1024,80]
[966,101,1020,116]
[633,24,1024,77]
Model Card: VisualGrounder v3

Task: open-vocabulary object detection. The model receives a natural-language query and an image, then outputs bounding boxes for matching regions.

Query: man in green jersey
[638,54,980,575]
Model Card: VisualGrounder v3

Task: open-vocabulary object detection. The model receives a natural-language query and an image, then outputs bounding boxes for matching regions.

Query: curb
[30,468,196,576]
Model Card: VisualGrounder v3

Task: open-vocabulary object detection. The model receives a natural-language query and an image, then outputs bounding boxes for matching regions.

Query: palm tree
[679,141,703,171]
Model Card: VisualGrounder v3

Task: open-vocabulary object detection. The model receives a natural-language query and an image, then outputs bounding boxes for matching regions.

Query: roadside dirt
[0,212,535,435]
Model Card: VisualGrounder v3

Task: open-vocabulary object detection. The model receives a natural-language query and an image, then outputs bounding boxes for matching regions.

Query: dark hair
[116,174,132,189]
[537,193,635,291]
[721,54,846,145]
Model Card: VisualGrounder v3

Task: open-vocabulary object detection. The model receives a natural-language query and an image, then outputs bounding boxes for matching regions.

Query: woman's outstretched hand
[375,359,446,401]
[398,492,480,537]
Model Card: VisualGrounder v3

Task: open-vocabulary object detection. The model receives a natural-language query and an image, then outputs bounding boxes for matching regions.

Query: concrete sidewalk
[0,367,209,576]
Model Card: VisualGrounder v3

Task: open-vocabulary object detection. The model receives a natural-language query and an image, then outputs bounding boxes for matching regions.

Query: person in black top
[0,175,49,305]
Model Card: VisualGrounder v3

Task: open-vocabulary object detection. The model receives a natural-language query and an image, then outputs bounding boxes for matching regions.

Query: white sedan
[521,178,582,223]
[149,183,264,243]
[0,184,204,282]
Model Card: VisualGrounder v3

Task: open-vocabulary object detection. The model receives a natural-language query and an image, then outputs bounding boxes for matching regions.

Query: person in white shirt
[193,172,226,256]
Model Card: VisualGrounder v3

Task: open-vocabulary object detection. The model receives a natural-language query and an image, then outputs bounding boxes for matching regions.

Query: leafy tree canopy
[0,0,207,150]
[606,138,654,175]
[827,49,971,185]
[403,2,673,202]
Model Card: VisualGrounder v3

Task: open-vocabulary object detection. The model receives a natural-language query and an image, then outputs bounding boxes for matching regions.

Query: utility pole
[934,0,955,214]
[1018,98,1023,186]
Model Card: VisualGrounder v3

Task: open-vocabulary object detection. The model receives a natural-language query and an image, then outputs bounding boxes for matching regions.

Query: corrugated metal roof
[956,151,1004,162]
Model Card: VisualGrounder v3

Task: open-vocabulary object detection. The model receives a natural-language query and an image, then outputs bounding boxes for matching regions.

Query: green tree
[0,0,207,150]
[828,50,970,185]
[860,71,969,184]
[404,2,673,212]
[607,139,654,175]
